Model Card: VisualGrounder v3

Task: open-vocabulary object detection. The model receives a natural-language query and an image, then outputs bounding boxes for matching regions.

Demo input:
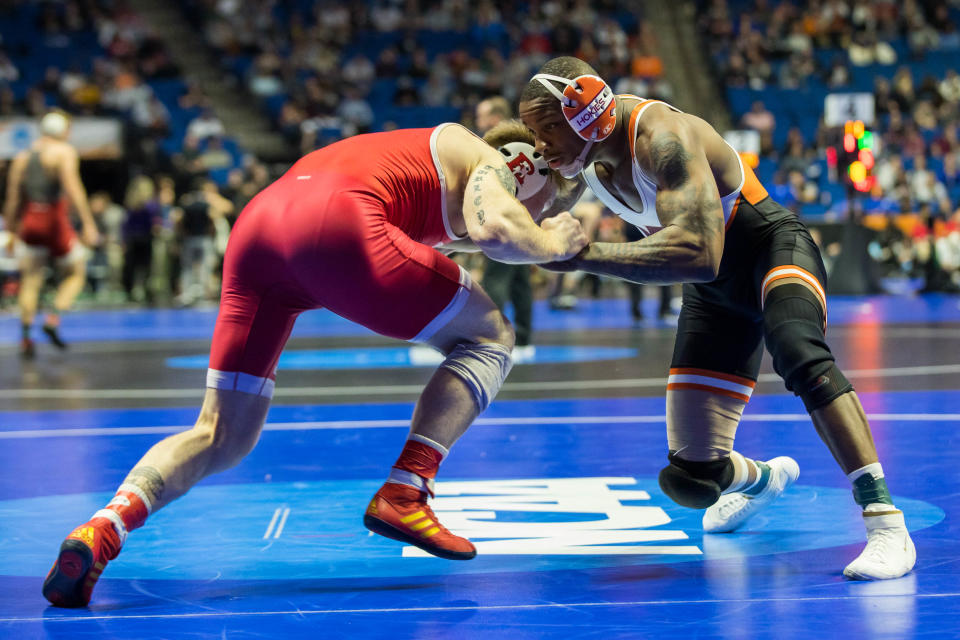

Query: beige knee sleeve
[666,387,748,461]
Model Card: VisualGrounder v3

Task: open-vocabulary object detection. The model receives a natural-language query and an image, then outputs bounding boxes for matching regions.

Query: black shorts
[670,197,829,383]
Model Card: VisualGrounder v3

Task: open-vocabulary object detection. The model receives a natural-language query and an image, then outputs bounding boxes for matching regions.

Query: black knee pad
[658,453,734,509]
[763,283,851,410]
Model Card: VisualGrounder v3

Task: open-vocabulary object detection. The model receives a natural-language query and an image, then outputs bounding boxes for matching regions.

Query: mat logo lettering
[402,477,702,556]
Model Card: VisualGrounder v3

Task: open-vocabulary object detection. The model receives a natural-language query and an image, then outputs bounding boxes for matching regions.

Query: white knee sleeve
[440,341,513,413]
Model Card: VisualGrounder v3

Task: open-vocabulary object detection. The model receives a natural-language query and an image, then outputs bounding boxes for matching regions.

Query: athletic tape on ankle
[387,467,436,496]
[93,509,128,546]
[742,461,771,496]
[723,451,751,493]
[850,472,893,507]
[439,341,513,413]
[114,483,154,515]
[408,433,450,458]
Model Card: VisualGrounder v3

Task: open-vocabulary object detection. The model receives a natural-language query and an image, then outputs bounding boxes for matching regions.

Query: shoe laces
[862,526,901,564]
[717,494,751,519]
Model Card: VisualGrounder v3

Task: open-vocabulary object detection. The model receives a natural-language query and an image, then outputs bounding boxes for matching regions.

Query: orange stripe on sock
[666,382,752,402]
[668,368,756,387]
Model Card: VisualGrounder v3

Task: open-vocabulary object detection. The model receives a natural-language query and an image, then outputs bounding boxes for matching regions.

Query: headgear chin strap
[557,140,594,179]
[497,141,550,201]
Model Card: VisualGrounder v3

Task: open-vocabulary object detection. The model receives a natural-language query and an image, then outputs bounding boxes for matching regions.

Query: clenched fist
[541,211,588,261]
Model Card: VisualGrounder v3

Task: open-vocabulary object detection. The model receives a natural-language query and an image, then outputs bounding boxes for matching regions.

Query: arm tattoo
[124,466,166,503]
[567,185,725,284]
[470,165,491,225]
[493,164,518,196]
[469,163,514,225]
[649,133,692,190]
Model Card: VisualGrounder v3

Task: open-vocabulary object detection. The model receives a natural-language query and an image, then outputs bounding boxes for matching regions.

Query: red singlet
[207,124,472,398]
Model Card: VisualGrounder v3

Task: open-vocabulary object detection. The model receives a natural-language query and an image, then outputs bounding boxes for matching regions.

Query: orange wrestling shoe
[42,516,122,607]
[364,482,476,560]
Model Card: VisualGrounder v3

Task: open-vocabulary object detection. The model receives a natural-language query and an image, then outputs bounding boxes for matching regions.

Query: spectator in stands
[342,54,375,89]
[0,51,19,83]
[941,152,960,192]
[742,100,776,153]
[876,154,909,201]
[892,67,916,112]
[911,168,952,216]
[178,83,210,110]
[131,93,171,140]
[848,31,897,66]
[338,85,375,134]
[186,107,226,141]
[198,136,233,171]
[940,70,960,105]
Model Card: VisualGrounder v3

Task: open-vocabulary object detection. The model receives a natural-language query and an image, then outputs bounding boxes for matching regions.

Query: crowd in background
[181,0,671,154]
[3,0,960,312]
[699,0,960,287]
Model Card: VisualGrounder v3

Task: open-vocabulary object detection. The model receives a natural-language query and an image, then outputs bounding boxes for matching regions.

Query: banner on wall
[0,117,123,160]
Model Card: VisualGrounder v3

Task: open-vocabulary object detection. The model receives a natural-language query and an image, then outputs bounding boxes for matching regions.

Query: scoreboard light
[842,119,876,193]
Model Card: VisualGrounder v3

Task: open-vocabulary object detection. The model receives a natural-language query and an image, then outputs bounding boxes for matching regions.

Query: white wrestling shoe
[843,508,916,580]
[703,456,800,533]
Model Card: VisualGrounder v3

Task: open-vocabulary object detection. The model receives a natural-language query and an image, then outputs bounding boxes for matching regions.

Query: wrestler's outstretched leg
[42,388,271,607]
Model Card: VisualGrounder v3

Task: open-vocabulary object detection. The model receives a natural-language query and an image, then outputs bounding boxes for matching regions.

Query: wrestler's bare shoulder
[434,123,497,192]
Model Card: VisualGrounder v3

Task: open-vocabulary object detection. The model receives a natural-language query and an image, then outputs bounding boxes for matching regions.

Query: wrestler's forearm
[568,228,718,284]
[474,226,562,264]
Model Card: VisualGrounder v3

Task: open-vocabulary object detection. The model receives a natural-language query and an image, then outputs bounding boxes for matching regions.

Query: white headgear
[498,141,550,201]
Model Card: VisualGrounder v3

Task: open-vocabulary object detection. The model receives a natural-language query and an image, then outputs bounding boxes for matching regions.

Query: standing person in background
[156,175,180,302]
[175,179,233,306]
[121,176,160,305]
[2,110,100,357]
[476,96,536,359]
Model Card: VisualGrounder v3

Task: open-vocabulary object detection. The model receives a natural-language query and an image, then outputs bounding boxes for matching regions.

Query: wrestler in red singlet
[208,126,470,396]
[42,120,588,608]
[17,152,76,258]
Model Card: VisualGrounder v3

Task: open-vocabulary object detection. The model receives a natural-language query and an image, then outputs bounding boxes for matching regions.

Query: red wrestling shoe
[364,483,476,560]
[42,517,122,607]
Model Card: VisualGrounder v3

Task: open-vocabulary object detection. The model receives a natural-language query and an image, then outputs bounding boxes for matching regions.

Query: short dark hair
[519,56,600,103]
